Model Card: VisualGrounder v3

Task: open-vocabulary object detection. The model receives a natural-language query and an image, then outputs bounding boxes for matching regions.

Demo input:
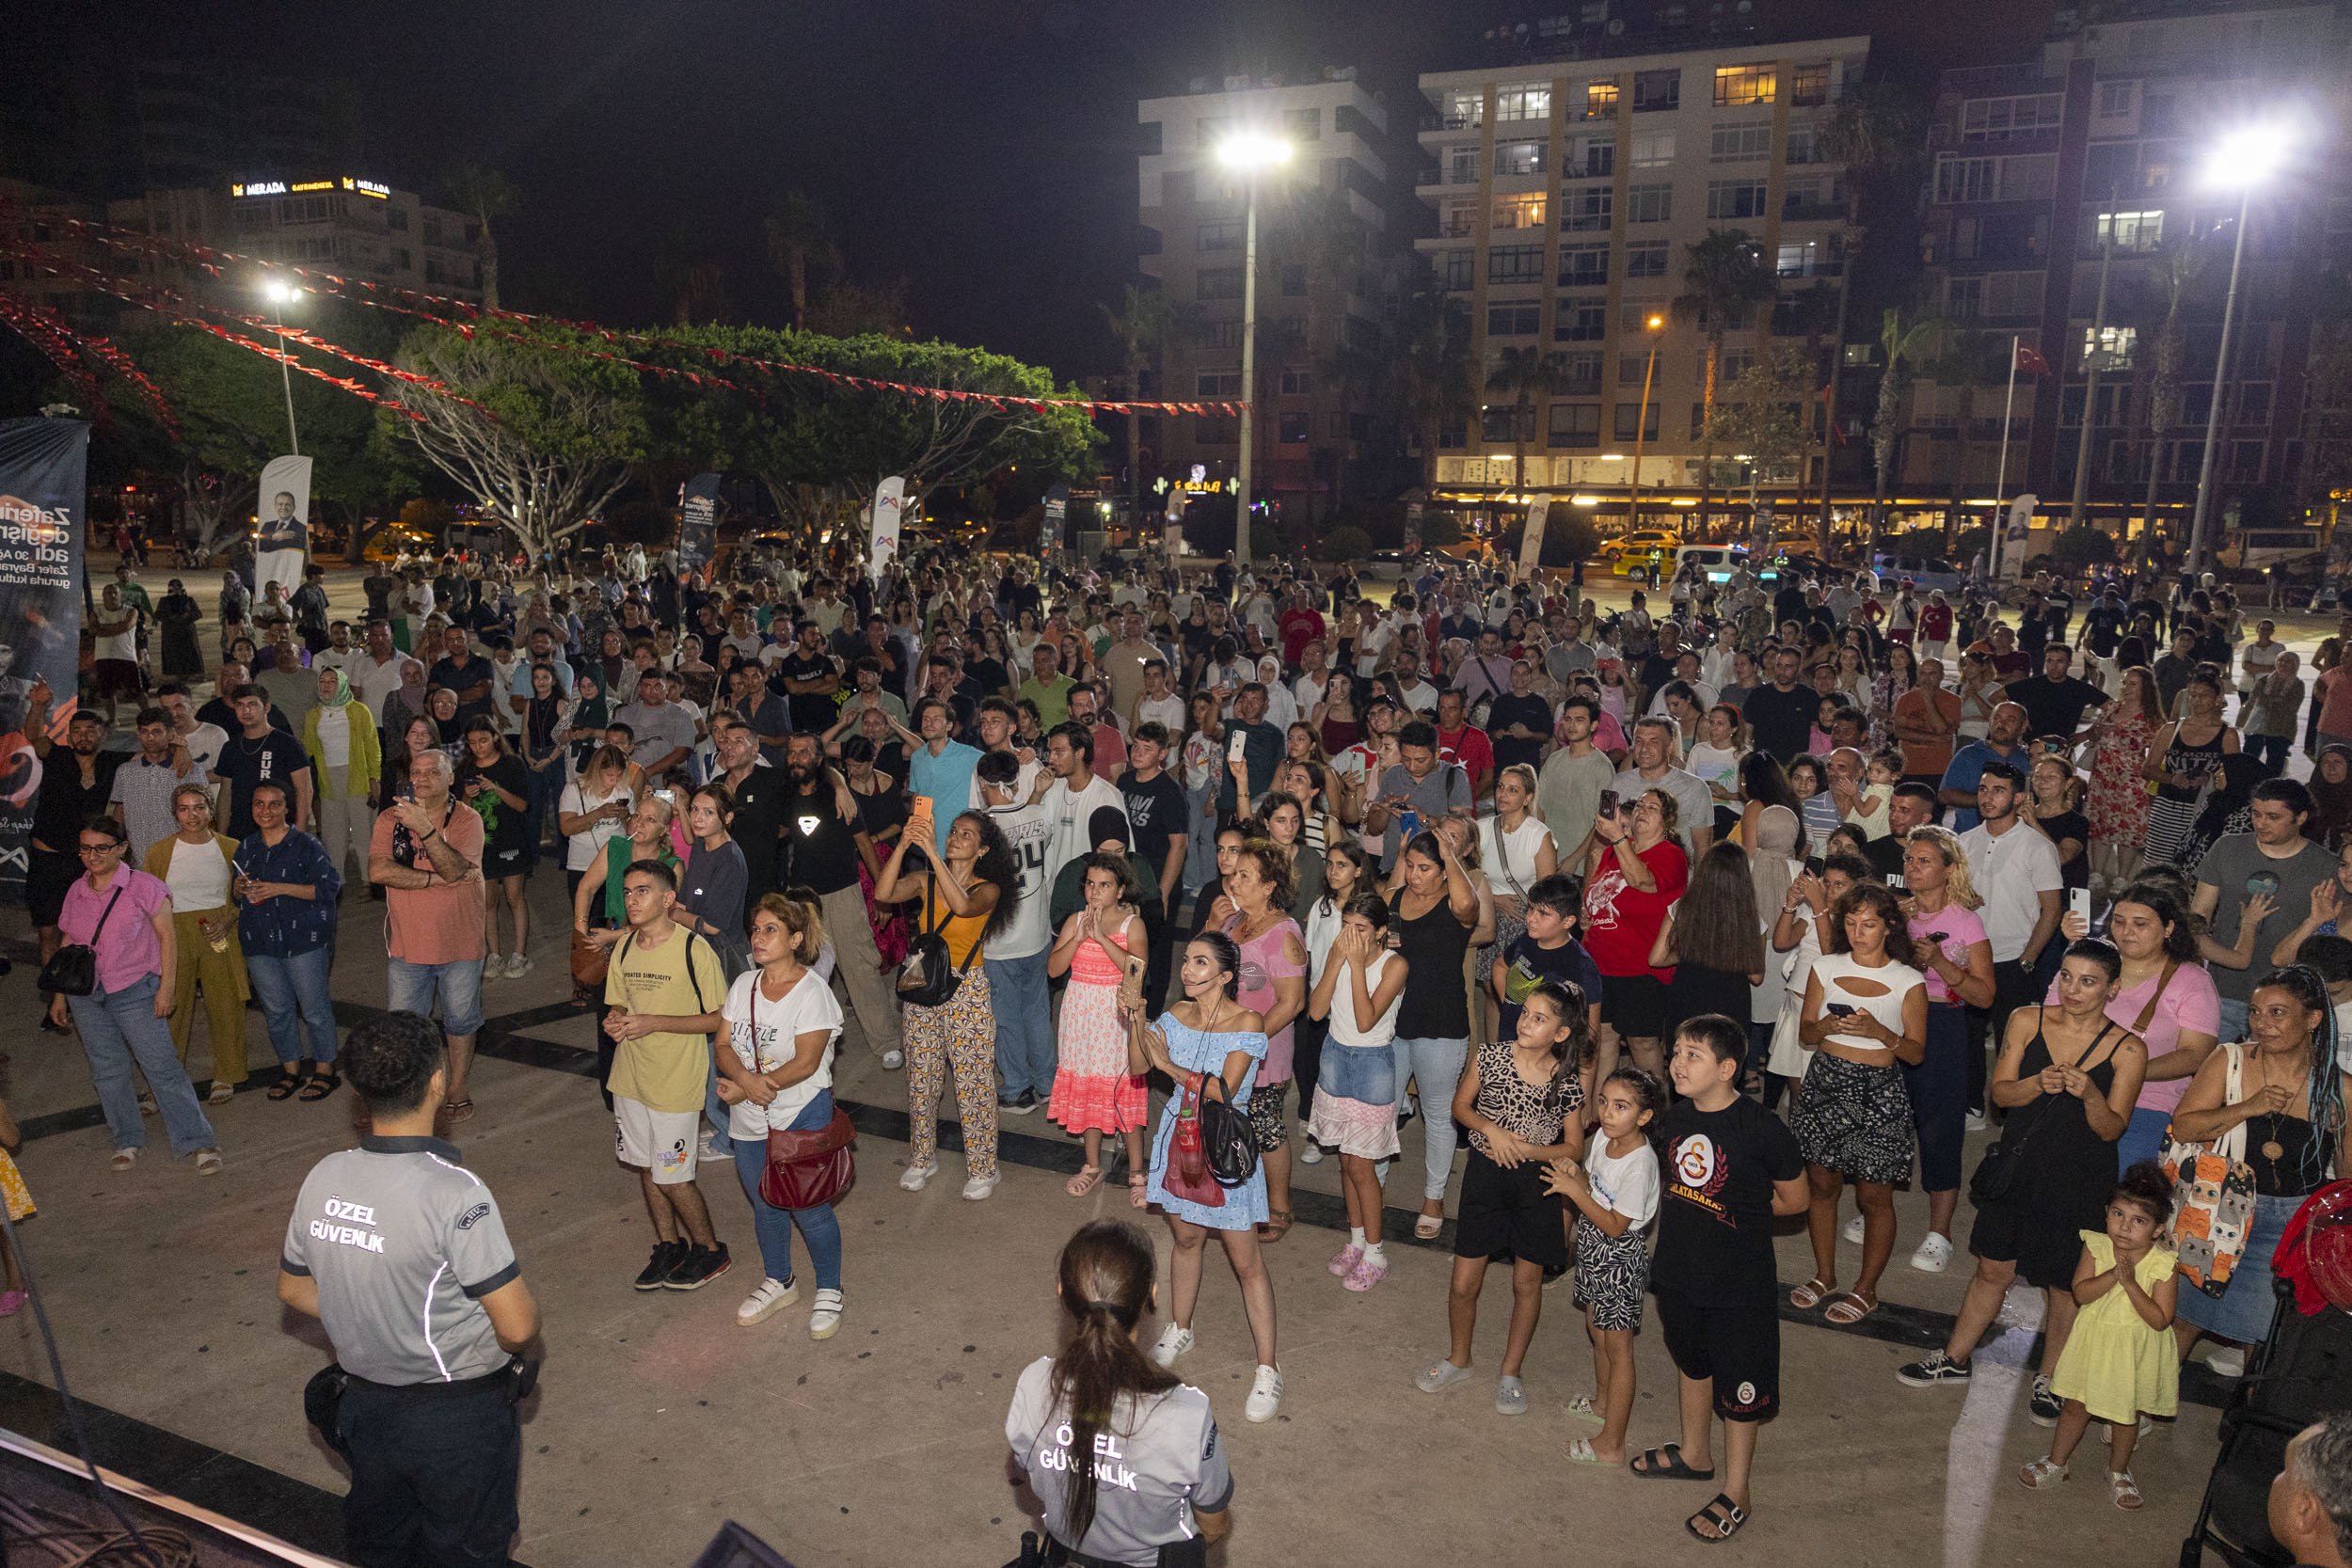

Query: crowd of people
[18,533,2352,1562]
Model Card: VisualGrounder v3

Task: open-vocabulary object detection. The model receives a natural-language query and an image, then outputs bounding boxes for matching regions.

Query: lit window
[1493,194,1547,230]
[1712,63,1776,106]
[1494,140,1546,178]
[1495,84,1551,122]
[2093,209,2164,249]
[1582,81,1619,119]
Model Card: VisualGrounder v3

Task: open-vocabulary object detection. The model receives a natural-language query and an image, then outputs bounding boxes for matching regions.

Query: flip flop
[1566,1436,1609,1465]
[1065,1164,1104,1197]
[1257,1209,1294,1243]
[1127,1172,1149,1210]
[1629,1444,1716,1481]
[1415,1210,1444,1242]
[1565,1395,1604,1424]
[1824,1290,1879,1326]
[444,1099,476,1124]
[1687,1494,1748,1543]
[1789,1275,1835,1310]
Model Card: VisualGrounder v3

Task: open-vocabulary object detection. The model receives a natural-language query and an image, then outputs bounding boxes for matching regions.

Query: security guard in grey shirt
[280,1010,540,1568]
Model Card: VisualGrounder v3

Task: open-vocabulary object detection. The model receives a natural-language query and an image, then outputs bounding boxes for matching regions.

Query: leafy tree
[1484,346,1571,525]
[1392,281,1477,486]
[804,279,912,340]
[2047,524,2118,569]
[1707,344,1814,521]
[384,320,649,559]
[1672,230,1775,531]
[1320,525,1373,563]
[1923,325,2010,528]
[1869,308,1939,545]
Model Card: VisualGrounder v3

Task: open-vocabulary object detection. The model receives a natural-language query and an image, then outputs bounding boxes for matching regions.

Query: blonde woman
[145,783,250,1102]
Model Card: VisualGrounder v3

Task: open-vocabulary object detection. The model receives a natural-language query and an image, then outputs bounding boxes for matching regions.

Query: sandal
[193,1149,222,1177]
[1686,1494,1748,1543]
[1566,1436,1608,1465]
[1789,1275,1835,1310]
[444,1099,476,1124]
[1415,1209,1444,1242]
[1066,1164,1104,1197]
[2017,1458,2070,1490]
[1127,1172,1149,1210]
[1824,1290,1879,1326]
[298,1070,342,1102]
[2109,1471,2143,1512]
[207,1080,237,1104]
[266,1070,306,1101]
[110,1148,138,1173]
[1565,1394,1603,1424]
[1629,1443,1716,1481]
[1257,1209,1294,1243]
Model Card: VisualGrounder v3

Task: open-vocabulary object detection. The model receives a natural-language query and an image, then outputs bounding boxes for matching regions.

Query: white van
[1672,546,1751,585]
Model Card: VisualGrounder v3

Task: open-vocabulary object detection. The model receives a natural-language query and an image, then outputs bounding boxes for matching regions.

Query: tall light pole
[1216,129,1292,570]
[1625,313,1665,536]
[2187,122,2292,574]
[262,278,301,454]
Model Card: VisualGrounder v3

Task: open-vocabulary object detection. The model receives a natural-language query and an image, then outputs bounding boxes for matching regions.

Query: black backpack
[897,886,980,1008]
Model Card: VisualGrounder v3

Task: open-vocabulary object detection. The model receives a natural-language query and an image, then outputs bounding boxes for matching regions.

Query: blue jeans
[728,1090,845,1291]
[1903,1004,1968,1194]
[386,956,484,1038]
[2247,733,2293,778]
[1384,1036,1470,1202]
[986,948,1055,1100]
[2217,997,2249,1049]
[704,1063,733,1157]
[246,945,340,1067]
[523,762,566,869]
[2118,1105,2174,1174]
[69,973,215,1155]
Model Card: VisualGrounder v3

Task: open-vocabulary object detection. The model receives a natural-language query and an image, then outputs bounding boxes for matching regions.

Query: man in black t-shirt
[1741,648,1820,761]
[708,716,785,911]
[2003,644,2104,744]
[1640,1014,1806,1542]
[214,685,313,839]
[774,621,842,734]
[1117,721,1189,1007]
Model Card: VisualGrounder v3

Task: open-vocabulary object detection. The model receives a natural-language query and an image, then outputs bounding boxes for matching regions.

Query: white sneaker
[1149,1324,1195,1368]
[1298,1142,1325,1165]
[485,952,505,978]
[882,1049,905,1070]
[961,1173,1001,1201]
[1911,1232,1954,1274]
[506,952,533,979]
[809,1288,845,1340]
[1245,1363,1283,1423]
[697,1130,727,1164]
[2207,1345,2247,1378]
[1843,1212,1867,1244]
[737,1276,798,1326]
[1964,1108,1989,1132]
[898,1160,938,1191]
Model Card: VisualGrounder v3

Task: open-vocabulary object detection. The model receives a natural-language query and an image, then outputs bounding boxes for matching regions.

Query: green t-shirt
[1018,673,1078,729]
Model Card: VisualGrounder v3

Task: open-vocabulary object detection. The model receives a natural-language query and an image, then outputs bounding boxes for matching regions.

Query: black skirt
[1452,1148,1569,1270]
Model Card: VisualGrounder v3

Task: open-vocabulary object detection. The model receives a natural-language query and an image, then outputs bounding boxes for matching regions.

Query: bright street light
[2187,120,2296,571]
[258,278,301,454]
[1215,130,1293,568]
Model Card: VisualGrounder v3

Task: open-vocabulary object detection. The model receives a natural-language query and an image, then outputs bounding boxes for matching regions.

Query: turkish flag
[2015,343,2051,377]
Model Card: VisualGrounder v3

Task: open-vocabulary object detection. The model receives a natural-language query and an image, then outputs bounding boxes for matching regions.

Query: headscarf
[1749,804,1801,929]
[2310,745,2352,853]
[320,667,353,708]
[2179,752,2267,872]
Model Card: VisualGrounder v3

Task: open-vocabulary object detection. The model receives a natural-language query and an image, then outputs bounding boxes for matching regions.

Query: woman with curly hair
[1219,838,1307,1244]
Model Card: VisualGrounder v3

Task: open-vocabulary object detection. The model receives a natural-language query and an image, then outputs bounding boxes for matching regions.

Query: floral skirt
[1789,1053,1915,1184]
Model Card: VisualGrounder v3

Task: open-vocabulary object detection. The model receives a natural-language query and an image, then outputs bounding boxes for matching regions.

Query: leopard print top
[1467,1038,1581,1157]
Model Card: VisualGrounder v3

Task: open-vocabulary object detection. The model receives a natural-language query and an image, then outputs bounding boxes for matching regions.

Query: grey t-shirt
[1377,760,1473,868]
[2197,834,2340,1004]
[1006,1355,1232,1565]
[1537,747,1615,858]
[280,1135,520,1386]
[612,699,698,771]
[1611,763,1715,857]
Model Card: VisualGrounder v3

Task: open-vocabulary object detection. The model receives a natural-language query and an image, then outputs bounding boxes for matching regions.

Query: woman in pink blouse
[2052,879,2219,1172]
[47,816,220,1174]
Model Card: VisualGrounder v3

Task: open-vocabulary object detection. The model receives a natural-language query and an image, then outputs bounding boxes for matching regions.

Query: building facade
[1412,30,1868,517]
[105,177,484,308]
[1912,0,2350,550]
[1136,71,1402,516]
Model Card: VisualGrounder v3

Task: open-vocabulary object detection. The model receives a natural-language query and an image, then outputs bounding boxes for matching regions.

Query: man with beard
[708,715,786,911]
[777,731,905,1072]
[24,691,123,971]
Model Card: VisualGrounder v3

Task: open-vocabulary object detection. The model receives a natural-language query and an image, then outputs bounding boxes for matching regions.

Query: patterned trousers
[903,968,998,1180]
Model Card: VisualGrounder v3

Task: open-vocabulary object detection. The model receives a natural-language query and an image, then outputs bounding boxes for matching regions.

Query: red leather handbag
[761,1107,856,1210]
[1161,1078,1224,1210]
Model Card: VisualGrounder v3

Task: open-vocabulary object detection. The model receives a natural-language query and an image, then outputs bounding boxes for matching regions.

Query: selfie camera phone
[1596,789,1619,818]
[1227,730,1248,763]
[2069,887,2091,927]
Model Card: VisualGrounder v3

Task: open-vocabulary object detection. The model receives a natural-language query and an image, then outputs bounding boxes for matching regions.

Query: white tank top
[1327,949,1404,1050]
[1808,951,1926,1056]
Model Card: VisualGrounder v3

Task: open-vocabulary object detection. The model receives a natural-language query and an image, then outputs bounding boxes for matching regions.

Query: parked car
[1362,548,1410,579]
[1671,545,1751,585]
[1870,552,1967,594]
[1599,528,1682,562]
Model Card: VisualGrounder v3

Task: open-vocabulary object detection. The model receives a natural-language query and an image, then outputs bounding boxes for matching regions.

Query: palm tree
[1098,284,1183,521]
[1870,308,1939,546]
[1284,182,1368,526]
[1672,229,1775,534]
[2134,242,2204,562]
[1485,346,1572,527]
[449,166,516,313]
[1394,286,1477,487]
[763,190,839,329]
[1925,325,2009,536]
[1817,79,1927,549]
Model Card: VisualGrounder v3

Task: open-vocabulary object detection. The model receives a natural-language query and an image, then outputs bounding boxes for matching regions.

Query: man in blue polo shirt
[1937,701,2029,833]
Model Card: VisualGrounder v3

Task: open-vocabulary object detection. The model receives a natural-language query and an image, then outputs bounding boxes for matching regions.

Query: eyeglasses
[78,842,122,857]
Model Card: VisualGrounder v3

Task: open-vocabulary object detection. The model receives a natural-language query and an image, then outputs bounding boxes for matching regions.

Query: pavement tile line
[16,990,2236,1408]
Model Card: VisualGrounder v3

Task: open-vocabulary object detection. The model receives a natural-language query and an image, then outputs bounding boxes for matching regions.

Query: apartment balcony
[1781,199,1847,224]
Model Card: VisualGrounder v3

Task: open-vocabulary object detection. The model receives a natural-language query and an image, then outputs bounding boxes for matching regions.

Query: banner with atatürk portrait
[255,453,311,603]
[0,417,88,893]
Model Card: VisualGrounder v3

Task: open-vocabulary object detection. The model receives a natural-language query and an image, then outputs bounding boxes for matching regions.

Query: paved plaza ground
[0,557,2320,1566]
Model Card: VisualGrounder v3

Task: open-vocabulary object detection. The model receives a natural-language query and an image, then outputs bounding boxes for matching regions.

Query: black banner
[0,418,88,893]
[678,471,722,571]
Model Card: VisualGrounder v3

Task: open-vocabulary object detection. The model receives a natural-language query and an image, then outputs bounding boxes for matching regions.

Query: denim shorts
[387,956,485,1037]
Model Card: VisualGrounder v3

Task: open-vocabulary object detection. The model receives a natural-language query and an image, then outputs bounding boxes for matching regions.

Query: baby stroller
[2177,1274,2352,1567]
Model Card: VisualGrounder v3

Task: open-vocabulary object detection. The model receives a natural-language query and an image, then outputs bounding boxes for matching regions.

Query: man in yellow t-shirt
[602,859,731,1292]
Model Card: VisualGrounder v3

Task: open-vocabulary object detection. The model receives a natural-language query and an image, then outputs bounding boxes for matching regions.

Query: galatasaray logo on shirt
[1672,1133,1717,1189]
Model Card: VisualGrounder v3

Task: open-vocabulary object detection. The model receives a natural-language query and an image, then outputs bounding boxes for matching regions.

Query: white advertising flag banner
[867,475,907,584]
[255,454,312,601]
[1518,496,1549,572]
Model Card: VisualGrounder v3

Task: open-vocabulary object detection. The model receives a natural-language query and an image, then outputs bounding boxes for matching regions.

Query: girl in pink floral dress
[1047,853,1151,1204]
[2086,665,2160,890]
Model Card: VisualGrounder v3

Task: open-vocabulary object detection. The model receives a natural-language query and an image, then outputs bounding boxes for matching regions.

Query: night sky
[17,0,2055,380]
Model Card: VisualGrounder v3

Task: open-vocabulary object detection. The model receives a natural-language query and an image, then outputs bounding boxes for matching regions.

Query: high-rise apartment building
[1413,29,1868,517]
[1913,1,2350,547]
[1136,71,1401,516]
[105,176,484,308]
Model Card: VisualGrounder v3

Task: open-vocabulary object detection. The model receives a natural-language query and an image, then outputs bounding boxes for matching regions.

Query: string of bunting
[0,291,108,420]
[54,218,1252,418]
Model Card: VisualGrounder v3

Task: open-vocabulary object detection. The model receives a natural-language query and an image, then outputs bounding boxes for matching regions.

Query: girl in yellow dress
[2018,1164,2180,1511]
[0,1090,31,1316]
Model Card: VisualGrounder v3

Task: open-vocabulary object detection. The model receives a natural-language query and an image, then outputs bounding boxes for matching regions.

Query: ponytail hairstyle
[754,887,827,965]
[2251,965,2348,1191]
[1604,1064,1668,1148]
[1519,978,1591,1101]
[1186,930,1244,1000]
[1047,1221,1179,1547]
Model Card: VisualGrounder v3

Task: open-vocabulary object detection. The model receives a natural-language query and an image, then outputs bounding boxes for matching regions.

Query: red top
[1581,839,1688,981]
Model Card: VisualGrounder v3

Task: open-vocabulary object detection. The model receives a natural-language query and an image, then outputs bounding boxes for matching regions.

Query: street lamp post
[2187,123,2292,574]
[1626,313,1665,536]
[262,279,300,455]
[1216,130,1293,571]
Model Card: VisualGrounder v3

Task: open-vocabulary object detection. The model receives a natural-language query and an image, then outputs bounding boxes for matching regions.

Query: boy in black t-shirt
[1490,875,1602,1041]
[1636,1014,1806,1543]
